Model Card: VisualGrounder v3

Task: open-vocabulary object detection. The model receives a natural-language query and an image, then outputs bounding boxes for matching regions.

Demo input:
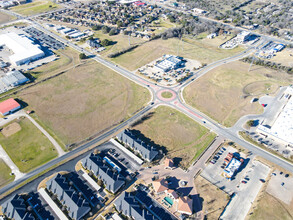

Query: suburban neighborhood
[0,0,292,220]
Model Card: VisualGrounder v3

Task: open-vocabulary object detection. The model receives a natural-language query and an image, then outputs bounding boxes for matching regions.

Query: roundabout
[156,89,177,102]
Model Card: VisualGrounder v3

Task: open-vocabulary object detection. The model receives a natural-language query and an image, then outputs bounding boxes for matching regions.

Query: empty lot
[11,0,61,16]
[29,48,80,81]
[131,106,216,168]
[111,37,244,71]
[0,117,57,173]
[250,192,293,220]
[0,12,15,24]
[20,60,150,145]
[184,61,293,127]
[194,176,229,220]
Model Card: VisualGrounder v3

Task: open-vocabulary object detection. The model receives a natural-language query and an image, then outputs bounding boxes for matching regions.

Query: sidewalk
[0,144,25,180]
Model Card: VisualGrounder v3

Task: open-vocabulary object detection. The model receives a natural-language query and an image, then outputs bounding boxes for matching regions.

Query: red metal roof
[0,98,20,114]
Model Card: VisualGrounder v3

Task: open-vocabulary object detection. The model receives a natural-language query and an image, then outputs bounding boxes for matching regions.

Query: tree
[109,28,117,36]
[79,53,87,59]
[101,39,110,47]
[92,25,102,31]
[247,120,255,127]
[102,26,110,34]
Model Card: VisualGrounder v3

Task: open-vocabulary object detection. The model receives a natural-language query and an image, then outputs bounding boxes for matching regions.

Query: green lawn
[11,0,61,16]
[0,159,14,189]
[0,118,58,173]
[132,106,215,168]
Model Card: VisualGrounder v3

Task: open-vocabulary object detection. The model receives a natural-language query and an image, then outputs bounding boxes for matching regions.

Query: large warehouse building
[257,86,293,146]
[0,32,45,66]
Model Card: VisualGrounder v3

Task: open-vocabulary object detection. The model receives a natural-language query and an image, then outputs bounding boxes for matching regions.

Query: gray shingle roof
[81,153,125,193]
[114,191,156,220]
[46,173,91,220]
[117,129,158,161]
[1,194,35,220]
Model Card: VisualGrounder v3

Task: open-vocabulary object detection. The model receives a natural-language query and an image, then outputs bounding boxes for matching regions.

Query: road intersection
[0,8,292,200]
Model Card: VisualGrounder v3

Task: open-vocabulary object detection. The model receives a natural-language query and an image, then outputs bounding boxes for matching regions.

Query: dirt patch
[1,122,21,137]
[194,176,230,219]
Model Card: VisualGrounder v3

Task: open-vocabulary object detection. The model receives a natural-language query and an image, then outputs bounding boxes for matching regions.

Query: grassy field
[131,106,215,168]
[250,192,293,220]
[93,30,145,57]
[0,159,14,189]
[161,91,173,99]
[0,11,16,24]
[270,48,293,67]
[184,61,293,127]
[11,0,61,16]
[29,47,80,81]
[194,176,229,219]
[110,36,244,71]
[19,60,150,145]
[0,118,58,173]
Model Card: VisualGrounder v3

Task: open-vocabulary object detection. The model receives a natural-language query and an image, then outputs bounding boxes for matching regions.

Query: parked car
[241,181,247,184]
[281,182,285,186]
[260,179,266,183]
[285,174,289,178]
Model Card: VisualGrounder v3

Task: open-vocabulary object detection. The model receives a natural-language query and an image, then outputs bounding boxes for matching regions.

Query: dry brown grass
[270,48,293,67]
[0,12,15,24]
[194,176,230,219]
[132,106,215,168]
[184,61,293,127]
[19,60,150,145]
[249,192,293,220]
[111,37,244,71]
[1,122,21,137]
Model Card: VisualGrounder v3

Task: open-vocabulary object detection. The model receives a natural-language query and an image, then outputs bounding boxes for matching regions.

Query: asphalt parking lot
[201,146,249,194]
[97,142,142,172]
[23,26,65,50]
[220,160,270,220]
[266,170,293,205]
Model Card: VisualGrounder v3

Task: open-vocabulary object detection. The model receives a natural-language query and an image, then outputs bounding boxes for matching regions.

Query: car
[244,177,250,181]
[210,160,215,164]
[285,174,289,178]
[241,181,247,184]
[221,165,225,169]
[281,182,285,186]
[280,171,283,175]
[271,173,276,176]
[260,179,265,183]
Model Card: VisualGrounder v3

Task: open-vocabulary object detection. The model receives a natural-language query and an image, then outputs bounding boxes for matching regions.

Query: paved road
[0,104,153,196]
[0,110,65,156]
[0,145,24,180]
[0,7,293,202]
[143,0,293,46]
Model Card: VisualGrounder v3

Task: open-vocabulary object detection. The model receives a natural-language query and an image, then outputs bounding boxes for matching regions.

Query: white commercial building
[257,87,293,145]
[223,158,242,179]
[0,32,45,66]
[155,55,182,72]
